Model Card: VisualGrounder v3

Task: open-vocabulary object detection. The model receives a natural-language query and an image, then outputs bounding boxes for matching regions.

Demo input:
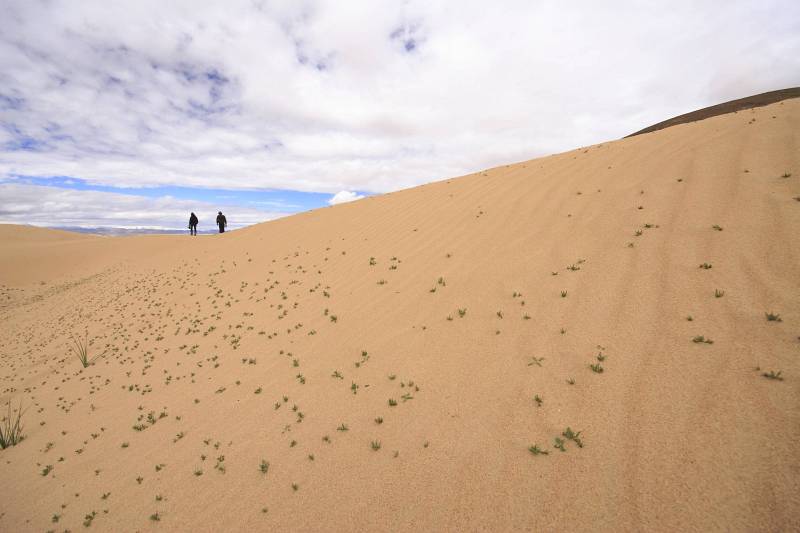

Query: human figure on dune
[189,212,198,236]
[216,211,227,233]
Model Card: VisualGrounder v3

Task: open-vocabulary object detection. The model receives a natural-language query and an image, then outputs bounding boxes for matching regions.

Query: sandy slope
[1,99,798,532]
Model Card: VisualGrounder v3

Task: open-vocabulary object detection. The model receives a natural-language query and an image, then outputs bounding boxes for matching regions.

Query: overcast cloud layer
[1,0,799,229]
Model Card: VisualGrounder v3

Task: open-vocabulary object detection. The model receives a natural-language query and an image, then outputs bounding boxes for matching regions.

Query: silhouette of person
[216,211,227,233]
[189,212,198,236]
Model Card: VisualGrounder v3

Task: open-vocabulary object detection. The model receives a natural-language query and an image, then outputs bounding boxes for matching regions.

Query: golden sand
[1,99,798,531]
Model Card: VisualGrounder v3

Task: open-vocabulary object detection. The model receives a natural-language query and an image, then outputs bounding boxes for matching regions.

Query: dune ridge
[626,87,800,137]
[1,98,798,532]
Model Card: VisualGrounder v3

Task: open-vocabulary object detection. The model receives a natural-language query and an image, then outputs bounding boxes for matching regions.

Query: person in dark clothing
[188,212,198,236]
[216,211,227,233]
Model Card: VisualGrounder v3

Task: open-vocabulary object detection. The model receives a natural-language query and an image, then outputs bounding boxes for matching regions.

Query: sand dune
[1,98,798,532]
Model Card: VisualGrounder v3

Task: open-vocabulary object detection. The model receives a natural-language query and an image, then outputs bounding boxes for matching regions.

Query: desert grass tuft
[69,332,104,368]
[0,400,25,449]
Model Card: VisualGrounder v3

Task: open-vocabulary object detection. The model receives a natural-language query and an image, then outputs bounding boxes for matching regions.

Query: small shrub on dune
[528,444,549,456]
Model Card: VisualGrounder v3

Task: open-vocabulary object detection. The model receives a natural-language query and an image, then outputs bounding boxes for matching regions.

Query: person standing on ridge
[188,212,198,236]
[216,211,227,233]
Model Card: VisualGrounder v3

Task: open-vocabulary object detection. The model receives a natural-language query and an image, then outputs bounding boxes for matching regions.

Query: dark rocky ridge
[627,87,800,137]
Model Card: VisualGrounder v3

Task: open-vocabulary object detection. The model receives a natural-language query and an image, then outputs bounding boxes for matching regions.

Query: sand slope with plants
[1,98,799,532]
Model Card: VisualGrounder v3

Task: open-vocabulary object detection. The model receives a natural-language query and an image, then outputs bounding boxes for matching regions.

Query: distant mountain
[51,226,225,236]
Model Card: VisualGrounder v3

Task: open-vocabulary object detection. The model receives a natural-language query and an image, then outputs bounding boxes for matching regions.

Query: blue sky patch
[4,174,368,214]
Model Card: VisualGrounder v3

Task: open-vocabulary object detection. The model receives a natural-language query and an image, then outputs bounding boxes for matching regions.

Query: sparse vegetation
[562,427,584,448]
[68,332,105,368]
[0,400,25,449]
[765,312,782,322]
[528,444,549,456]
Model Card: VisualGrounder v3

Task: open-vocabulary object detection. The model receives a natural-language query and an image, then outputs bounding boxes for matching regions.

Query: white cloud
[327,190,365,205]
[0,0,798,199]
[0,183,285,230]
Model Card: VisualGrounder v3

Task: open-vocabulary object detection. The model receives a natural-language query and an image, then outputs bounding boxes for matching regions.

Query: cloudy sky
[1,1,798,230]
